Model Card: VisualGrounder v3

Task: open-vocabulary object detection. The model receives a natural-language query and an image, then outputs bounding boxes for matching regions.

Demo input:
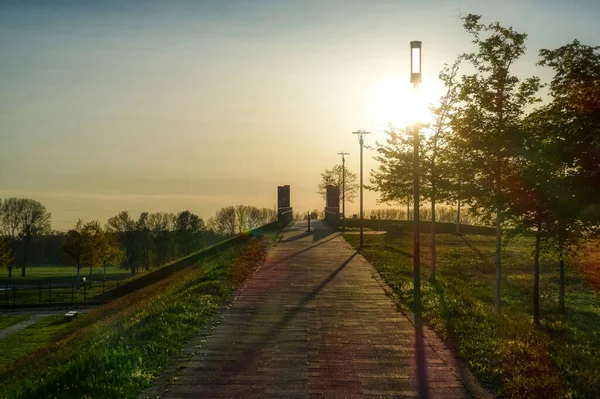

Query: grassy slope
[344,232,600,399]
[0,229,278,399]
[0,315,70,364]
[0,316,28,330]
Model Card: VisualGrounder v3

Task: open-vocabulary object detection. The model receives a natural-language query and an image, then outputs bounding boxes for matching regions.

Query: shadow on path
[204,251,358,384]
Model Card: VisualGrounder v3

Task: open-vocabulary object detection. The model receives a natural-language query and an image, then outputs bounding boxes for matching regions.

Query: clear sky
[1,0,599,230]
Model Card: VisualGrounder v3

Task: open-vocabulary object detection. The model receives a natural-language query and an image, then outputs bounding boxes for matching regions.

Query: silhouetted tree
[318,165,358,204]
[211,206,237,236]
[0,198,52,277]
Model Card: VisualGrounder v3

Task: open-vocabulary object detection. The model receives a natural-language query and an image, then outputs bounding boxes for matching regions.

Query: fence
[1,280,114,309]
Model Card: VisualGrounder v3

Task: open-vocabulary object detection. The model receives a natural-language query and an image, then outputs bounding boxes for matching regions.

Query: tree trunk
[534,223,541,326]
[559,241,565,313]
[89,264,92,278]
[21,239,29,277]
[8,265,12,278]
[103,262,107,281]
[430,194,436,281]
[494,212,502,313]
[456,198,461,234]
[76,264,81,287]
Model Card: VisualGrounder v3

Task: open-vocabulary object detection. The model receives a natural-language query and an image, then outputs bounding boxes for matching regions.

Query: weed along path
[143,220,489,398]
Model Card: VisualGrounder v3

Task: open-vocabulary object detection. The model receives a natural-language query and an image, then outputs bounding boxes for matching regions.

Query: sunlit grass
[344,231,600,398]
[0,228,277,399]
[0,315,70,364]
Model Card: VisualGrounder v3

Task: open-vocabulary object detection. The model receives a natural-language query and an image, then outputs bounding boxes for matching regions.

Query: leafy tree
[175,210,205,255]
[517,40,600,314]
[0,237,14,275]
[317,165,358,205]
[106,211,137,274]
[63,219,100,286]
[451,14,541,311]
[537,40,600,224]
[97,229,124,279]
[369,126,414,214]
[420,59,462,280]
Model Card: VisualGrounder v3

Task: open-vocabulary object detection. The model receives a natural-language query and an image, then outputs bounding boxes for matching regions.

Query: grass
[0,228,278,399]
[0,315,71,364]
[344,231,600,399]
[0,316,28,330]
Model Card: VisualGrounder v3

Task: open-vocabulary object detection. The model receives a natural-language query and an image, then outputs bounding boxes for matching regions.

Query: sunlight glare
[367,75,441,129]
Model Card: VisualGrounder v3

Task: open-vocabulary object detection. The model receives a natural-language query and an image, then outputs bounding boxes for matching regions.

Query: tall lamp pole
[352,130,370,247]
[337,151,350,232]
[410,40,423,307]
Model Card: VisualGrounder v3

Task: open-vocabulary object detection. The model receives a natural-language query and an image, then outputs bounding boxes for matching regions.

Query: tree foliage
[317,164,358,204]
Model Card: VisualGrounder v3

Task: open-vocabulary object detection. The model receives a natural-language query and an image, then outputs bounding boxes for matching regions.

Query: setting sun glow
[367,75,441,129]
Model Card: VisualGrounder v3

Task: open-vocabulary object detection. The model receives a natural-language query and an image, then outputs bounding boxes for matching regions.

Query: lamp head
[410,41,422,88]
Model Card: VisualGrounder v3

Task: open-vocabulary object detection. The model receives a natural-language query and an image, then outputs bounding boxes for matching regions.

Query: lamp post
[410,40,422,307]
[352,130,370,247]
[337,151,349,232]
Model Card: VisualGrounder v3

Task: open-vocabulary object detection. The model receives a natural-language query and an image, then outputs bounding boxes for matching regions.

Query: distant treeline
[366,205,487,226]
[0,198,276,277]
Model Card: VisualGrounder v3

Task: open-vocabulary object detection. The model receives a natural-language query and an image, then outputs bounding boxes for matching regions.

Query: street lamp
[352,129,370,247]
[337,151,350,232]
[410,40,422,309]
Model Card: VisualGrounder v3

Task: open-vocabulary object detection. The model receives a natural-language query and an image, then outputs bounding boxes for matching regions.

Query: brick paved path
[143,220,489,398]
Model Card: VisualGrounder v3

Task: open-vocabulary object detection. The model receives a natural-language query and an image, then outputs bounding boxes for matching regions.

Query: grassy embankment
[0,227,279,399]
[0,316,27,330]
[344,231,600,398]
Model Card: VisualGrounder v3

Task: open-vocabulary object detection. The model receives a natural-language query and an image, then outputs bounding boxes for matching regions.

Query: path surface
[143,220,488,398]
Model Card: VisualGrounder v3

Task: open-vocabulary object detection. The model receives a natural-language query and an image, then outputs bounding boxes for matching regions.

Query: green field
[0,228,279,399]
[1,264,130,285]
[344,231,600,398]
[0,266,142,306]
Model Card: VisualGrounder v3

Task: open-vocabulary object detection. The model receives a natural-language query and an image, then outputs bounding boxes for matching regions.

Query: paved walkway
[143,220,488,398]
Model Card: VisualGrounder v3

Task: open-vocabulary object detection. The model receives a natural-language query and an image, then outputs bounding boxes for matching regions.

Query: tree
[0,198,52,277]
[451,14,541,312]
[147,212,172,267]
[527,40,600,314]
[0,237,14,275]
[137,212,151,270]
[369,126,414,216]
[317,165,358,205]
[420,59,462,281]
[537,40,600,225]
[106,211,137,274]
[63,219,99,286]
[211,206,237,236]
[175,210,205,255]
[97,229,124,280]
[235,205,250,234]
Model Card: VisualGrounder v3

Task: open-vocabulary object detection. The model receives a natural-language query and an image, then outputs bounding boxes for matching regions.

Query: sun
[367,75,442,129]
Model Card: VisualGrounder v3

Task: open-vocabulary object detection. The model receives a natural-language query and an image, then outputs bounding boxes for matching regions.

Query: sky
[1,0,599,230]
